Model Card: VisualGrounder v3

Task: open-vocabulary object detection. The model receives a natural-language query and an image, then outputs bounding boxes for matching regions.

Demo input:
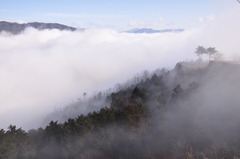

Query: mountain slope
[1,61,240,159]
[0,21,77,34]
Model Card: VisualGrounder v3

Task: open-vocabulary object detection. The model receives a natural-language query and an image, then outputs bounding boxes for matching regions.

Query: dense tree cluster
[0,104,148,159]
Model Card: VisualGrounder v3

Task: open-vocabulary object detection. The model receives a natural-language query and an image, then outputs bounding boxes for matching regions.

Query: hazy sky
[0,0,235,30]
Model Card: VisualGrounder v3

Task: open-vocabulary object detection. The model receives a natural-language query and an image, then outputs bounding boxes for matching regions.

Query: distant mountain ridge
[0,21,184,35]
[0,21,77,34]
[126,28,184,34]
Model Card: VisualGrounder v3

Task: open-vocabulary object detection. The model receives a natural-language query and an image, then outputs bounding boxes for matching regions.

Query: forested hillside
[1,61,240,159]
[0,21,77,34]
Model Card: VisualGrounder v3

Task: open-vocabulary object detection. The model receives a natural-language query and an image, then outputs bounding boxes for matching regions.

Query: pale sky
[0,0,236,30]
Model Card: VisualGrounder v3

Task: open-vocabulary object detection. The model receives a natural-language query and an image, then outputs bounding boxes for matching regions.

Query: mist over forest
[1,1,240,159]
[1,59,240,159]
[1,5,240,129]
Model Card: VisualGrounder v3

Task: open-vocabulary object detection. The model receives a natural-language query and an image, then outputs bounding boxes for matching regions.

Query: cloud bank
[0,6,240,130]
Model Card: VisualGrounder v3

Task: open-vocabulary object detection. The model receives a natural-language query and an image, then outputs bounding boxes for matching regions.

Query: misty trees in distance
[195,46,223,61]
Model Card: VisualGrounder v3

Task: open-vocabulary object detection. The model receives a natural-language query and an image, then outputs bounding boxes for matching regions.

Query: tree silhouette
[195,46,219,61]
[195,46,207,59]
[206,47,218,61]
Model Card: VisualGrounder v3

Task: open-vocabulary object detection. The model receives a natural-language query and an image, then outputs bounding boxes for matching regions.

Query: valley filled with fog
[1,1,240,159]
[0,6,240,129]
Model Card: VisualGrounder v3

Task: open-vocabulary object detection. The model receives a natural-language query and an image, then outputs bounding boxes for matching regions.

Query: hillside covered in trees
[1,61,240,159]
[0,21,77,34]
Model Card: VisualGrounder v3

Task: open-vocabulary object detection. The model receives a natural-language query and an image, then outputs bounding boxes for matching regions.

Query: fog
[0,6,240,130]
[156,62,240,151]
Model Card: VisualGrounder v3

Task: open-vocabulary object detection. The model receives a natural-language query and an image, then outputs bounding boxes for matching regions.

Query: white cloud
[198,14,216,23]
[198,17,204,23]
[157,17,164,22]
[0,28,199,130]
[206,14,215,21]
[16,20,26,24]
[128,20,145,27]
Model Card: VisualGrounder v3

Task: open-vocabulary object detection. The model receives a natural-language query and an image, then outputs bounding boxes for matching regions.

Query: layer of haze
[0,6,240,130]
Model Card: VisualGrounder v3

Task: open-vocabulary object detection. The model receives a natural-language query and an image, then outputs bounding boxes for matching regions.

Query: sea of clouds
[0,6,239,130]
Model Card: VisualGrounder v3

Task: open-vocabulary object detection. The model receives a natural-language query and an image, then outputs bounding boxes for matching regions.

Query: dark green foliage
[0,125,35,159]
[19,104,148,159]
[46,121,64,143]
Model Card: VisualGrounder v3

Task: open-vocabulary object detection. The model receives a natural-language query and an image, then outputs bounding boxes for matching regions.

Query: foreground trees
[0,103,149,159]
